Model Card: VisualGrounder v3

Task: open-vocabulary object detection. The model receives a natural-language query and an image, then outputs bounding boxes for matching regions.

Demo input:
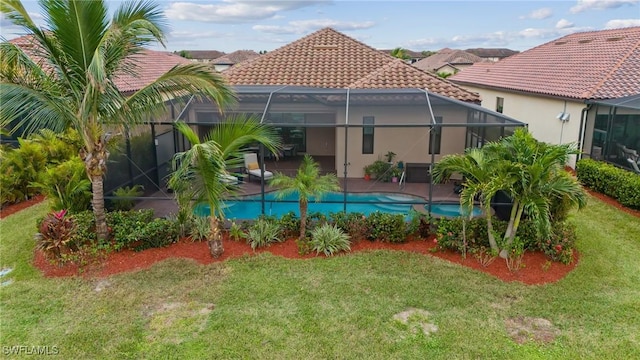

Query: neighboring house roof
[9,35,191,93]
[114,50,192,93]
[412,48,485,73]
[451,27,640,100]
[182,50,226,60]
[464,48,519,59]
[212,50,260,65]
[223,28,479,102]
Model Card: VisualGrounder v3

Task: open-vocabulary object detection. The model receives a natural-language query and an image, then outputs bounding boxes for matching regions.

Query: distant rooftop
[464,48,519,59]
[413,48,486,73]
[212,50,260,65]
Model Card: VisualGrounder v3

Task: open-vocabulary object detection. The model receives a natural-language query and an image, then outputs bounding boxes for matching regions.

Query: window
[362,116,374,154]
[429,116,443,154]
[496,97,504,113]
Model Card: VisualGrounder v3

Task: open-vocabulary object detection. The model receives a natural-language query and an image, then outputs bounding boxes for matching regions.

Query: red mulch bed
[0,195,46,219]
[5,188,638,285]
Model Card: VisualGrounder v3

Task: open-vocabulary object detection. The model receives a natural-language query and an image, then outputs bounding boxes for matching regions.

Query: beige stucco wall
[456,85,586,166]
[336,105,468,177]
[306,127,335,155]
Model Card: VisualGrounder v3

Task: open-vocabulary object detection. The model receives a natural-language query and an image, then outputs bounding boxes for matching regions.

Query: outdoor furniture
[243,153,273,182]
[282,144,297,158]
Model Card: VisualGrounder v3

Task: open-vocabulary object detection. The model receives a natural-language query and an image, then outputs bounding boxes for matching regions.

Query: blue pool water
[195,192,483,220]
[195,192,423,219]
[427,204,483,218]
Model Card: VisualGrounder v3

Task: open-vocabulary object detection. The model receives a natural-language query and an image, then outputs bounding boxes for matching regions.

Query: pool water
[427,203,483,218]
[195,192,424,219]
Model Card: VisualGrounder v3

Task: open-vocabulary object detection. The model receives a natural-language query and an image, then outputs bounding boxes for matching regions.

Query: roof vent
[578,39,593,44]
[606,36,625,42]
[554,41,568,45]
[313,44,338,50]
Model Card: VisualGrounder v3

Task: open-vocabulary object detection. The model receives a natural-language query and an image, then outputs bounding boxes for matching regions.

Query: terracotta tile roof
[114,50,192,93]
[464,48,519,59]
[212,50,260,65]
[9,35,191,93]
[182,50,226,60]
[224,28,479,102]
[413,48,486,73]
[348,60,480,102]
[451,27,640,100]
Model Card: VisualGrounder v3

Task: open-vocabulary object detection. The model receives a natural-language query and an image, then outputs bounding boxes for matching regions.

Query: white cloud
[164,1,331,23]
[556,19,575,29]
[570,0,639,14]
[605,18,640,27]
[519,8,553,20]
[253,19,375,35]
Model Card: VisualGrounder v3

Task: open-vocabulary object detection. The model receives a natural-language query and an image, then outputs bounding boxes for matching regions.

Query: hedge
[576,158,640,209]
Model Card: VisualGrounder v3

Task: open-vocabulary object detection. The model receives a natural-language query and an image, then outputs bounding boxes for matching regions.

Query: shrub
[133,218,178,251]
[306,211,328,235]
[106,209,155,251]
[278,212,300,238]
[504,236,526,272]
[246,219,282,249]
[577,158,640,209]
[406,210,432,238]
[471,246,498,267]
[536,221,577,264]
[36,210,77,261]
[31,157,92,213]
[228,221,247,242]
[329,211,367,240]
[111,185,144,211]
[365,211,406,243]
[189,216,210,241]
[309,224,351,256]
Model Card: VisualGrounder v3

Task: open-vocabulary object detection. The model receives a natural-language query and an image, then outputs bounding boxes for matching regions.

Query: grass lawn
[1,196,639,359]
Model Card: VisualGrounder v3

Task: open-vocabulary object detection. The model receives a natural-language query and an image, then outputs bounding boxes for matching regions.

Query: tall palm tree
[169,117,280,258]
[0,0,235,241]
[390,47,411,61]
[269,155,340,240]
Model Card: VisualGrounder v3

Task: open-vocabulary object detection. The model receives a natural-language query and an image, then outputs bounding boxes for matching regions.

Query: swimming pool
[427,203,483,218]
[195,192,424,219]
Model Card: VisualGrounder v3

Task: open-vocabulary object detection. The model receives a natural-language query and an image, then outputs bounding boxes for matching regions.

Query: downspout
[259,86,287,215]
[424,89,437,216]
[577,103,592,161]
[343,88,350,212]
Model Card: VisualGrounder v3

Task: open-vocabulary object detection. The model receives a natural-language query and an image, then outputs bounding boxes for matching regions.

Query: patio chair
[243,153,273,182]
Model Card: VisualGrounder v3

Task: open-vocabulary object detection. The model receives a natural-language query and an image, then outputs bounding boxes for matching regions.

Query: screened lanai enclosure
[104,86,525,218]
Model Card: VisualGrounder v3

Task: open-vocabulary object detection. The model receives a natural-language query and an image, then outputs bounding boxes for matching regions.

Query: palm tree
[168,117,280,258]
[483,129,587,257]
[269,155,340,240]
[0,0,235,241]
[432,148,505,253]
[390,47,411,61]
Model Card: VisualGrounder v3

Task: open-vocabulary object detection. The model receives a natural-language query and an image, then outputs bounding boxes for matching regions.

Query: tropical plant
[189,215,211,242]
[269,155,340,240]
[309,223,351,256]
[31,157,92,213]
[111,185,144,211]
[228,221,247,242]
[433,129,587,258]
[390,47,411,61]
[0,0,236,241]
[36,209,77,261]
[246,218,282,250]
[168,117,280,257]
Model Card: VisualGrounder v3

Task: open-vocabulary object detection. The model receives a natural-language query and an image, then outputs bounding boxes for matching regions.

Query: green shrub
[278,212,300,238]
[228,221,247,242]
[133,218,178,251]
[189,216,210,241]
[31,157,91,213]
[36,210,78,261]
[306,211,328,234]
[577,158,640,209]
[70,211,98,246]
[406,210,432,238]
[111,185,144,211]
[536,221,577,264]
[309,224,351,256]
[106,209,155,251]
[329,211,367,240]
[365,212,407,243]
[246,219,282,249]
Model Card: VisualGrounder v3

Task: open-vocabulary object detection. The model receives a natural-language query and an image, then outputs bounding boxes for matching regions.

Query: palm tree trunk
[299,199,308,240]
[484,203,499,252]
[90,175,109,241]
[500,201,523,258]
[208,213,224,258]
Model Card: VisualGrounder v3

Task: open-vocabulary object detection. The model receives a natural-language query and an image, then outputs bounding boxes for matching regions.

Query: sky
[1,0,639,53]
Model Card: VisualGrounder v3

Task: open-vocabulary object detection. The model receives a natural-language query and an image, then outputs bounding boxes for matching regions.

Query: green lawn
[1,197,639,359]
